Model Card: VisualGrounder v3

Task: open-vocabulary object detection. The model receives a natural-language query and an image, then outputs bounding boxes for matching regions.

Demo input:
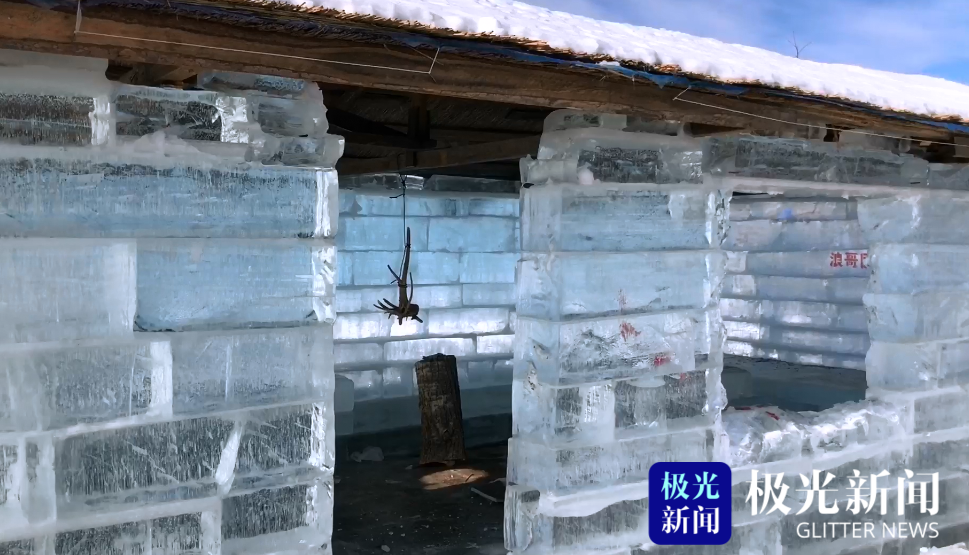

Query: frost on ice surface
[0,239,136,344]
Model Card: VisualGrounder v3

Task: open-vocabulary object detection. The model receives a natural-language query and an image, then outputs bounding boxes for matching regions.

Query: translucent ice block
[517,251,724,320]
[168,326,333,415]
[233,404,334,493]
[427,217,518,252]
[859,193,969,245]
[462,283,515,306]
[0,92,95,146]
[720,299,868,332]
[872,387,969,435]
[867,339,969,391]
[513,367,722,443]
[865,291,969,342]
[0,437,55,528]
[869,244,969,294]
[0,338,169,432]
[221,477,332,555]
[514,312,696,386]
[525,127,703,185]
[727,251,869,278]
[704,136,929,187]
[337,216,428,251]
[383,338,475,362]
[426,308,510,335]
[460,253,517,283]
[724,220,866,252]
[347,251,461,286]
[54,416,234,516]
[729,197,853,221]
[507,426,718,494]
[136,239,335,331]
[722,275,867,304]
[50,512,217,555]
[724,321,869,356]
[0,157,338,238]
[333,312,425,341]
[521,184,725,252]
[504,484,650,553]
[724,340,866,371]
[336,285,462,313]
[0,239,136,344]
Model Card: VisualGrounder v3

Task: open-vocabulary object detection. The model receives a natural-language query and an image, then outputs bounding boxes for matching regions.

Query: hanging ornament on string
[373,173,423,325]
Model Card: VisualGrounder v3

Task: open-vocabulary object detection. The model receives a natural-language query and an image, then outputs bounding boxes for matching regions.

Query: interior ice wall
[722,195,870,371]
[333,186,519,436]
[0,50,340,554]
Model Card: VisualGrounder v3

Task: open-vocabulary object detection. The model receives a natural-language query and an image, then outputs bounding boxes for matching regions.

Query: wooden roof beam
[0,1,955,141]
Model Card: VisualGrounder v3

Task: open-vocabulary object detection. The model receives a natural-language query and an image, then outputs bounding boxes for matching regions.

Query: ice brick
[52,512,215,555]
[859,192,969,245]
[504,484,650,552]
[724,220,865,252]
[339,370,382,401]
[333,342,383,367]
[0,437,55,528]
[513,367,722,443]
[221,477,332,555]
[727,251,869,278]
[333,312,426,340]
[0,338,169,432]
[0,239,136,344]
[468,197,519,217]
[729,197,852,221]
[462,284,515,306]
[347,251,460,286]
[136,239,335,331]
[507,426,718,494]
[724,340,866,371]
[527,128,703,184]
[704,136,929,186]
[867,339,969,391]
[521,184,725,252]
[870,244,969,294]
[233,404,334,492]
[0,158,338,239]
[0,93,95,146]
[168,326,333,415]
[427,217,518,253]
[865,291,969,342]
[384,338,475,362]
[54,416,234,516]
[477,334,513,355]
[722,275,867,304]
[427,308,510,335]
[514,312,696,386]
[720,299,868,332]
[460,253,517,283]
[335,285,461,313]
[518,251,723,320]
[724,321,869,356]
[337,216,428,251]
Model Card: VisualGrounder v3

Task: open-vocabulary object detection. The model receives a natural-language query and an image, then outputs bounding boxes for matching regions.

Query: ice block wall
[334,188,518,435]
[0,50,340,554]
[505,111,729,553]
[722,196,869,370]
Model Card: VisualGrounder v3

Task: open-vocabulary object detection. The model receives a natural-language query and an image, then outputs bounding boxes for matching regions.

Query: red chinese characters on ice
[829,251,868,269]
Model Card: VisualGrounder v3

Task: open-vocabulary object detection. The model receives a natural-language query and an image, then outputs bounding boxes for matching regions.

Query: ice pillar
[0,51,341,554]
[504,111,728,553]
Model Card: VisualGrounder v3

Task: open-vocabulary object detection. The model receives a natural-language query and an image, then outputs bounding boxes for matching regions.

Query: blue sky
[518,0,969,84]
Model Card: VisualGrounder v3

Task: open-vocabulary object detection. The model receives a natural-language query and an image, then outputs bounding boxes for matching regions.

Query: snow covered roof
[241,0,969,124]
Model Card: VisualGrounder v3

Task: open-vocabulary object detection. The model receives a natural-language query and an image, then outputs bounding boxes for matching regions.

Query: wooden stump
[415,353,467,465]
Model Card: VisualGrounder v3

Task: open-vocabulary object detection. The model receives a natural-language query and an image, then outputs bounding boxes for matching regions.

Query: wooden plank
[117,63,198,85]
[337,135,540,175]
[0,1,955,140]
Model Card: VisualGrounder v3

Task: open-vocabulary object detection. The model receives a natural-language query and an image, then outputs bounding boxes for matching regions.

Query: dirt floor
[332,444,508,555]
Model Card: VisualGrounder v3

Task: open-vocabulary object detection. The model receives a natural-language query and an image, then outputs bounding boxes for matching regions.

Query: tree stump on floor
[415,353,467,465]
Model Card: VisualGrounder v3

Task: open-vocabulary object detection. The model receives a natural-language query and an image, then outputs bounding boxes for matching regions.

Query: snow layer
[272,0,969,122]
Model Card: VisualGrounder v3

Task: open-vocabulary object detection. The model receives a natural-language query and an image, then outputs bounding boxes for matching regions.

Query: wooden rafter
[0,1,957,142]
